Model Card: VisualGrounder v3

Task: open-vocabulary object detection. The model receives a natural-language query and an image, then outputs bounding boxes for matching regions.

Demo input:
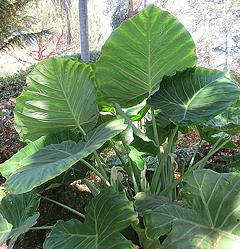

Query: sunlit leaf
[14,58,99,141]
[96,5,197,107]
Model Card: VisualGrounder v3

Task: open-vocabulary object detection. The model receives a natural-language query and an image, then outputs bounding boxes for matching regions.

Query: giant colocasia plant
[0,5,240,249]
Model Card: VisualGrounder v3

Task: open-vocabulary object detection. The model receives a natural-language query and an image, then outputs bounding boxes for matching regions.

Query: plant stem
[129,160,140,194]
[93,151,108,180]
[151,125,178,194]
[81,159,110,186]
[121,138,139,194]
[150,107,162,162]
[124,177,134,201]
[77,124,87,137]
[81,178,99,196]
[78,125,109,182]
[160,137,231,196]
[40,195,85,219]
[29,226,53,231]
[188,139,203,168]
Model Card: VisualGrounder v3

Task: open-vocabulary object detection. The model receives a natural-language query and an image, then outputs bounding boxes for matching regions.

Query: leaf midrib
[54,64,85,133]
[180,75,224,121]
[147,13,152,94]
[155,213,239,240]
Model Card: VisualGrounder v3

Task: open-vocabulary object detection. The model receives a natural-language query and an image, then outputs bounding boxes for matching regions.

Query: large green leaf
[133,224,161,249]
[96,5,197,107]
[43,188,138,249]
[196,126,237,150]
[144,170,240,248]
[33,160,89,193]
[148,67,240,125]
[0,193,40,248]
[5,119,127,194]
[14,57,99,141]
[0,130,81,179]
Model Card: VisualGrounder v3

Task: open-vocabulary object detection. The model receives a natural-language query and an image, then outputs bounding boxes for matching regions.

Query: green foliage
[0,5,240,249]
[96,5,197,107]
[14,58,99,141]
[44,188,138,249]
[0,67,31,87]
[5,119,127,194]
[148,67,240,125]
[143,170,240,249]
[204,103,240,135]
[0,193,39,247]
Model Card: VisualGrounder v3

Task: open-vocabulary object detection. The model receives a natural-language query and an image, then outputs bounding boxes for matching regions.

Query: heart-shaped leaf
[144,170,240,248]
[5,119,127,194]
[96,5,197,107]
[43,188,138,249]
[14,58,99,141]
[148,67,240,125]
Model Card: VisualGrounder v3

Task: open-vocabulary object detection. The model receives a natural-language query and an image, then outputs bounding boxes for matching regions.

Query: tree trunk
[143,0,147,7]
[128,0,135,17]
[78,0,89,61]
[224,31,228,70]
[65,6,72,46]
[128,0,141,17]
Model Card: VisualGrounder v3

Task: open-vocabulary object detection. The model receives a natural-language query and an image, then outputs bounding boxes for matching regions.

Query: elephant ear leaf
[5,119,127,195]
[0,130,80,179]
[144,169,240,249]
[96,5,197,107]
[148,67,240,125]
[14,57,99,141]
[0,193,40,248]
[43,188,138,249]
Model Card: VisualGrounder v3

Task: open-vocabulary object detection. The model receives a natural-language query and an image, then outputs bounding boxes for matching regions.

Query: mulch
[0,78,26,165]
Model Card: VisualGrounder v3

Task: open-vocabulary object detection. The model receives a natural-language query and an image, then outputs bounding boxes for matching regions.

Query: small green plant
[0,5,240,249]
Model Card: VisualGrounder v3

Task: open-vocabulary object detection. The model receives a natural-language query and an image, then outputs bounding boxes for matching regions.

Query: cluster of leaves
[0,5,240,249]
